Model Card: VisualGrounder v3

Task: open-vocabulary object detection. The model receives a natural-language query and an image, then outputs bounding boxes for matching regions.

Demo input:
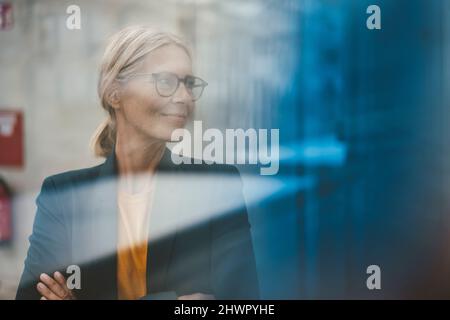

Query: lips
[161,113,187,120]
[162,112,187,118]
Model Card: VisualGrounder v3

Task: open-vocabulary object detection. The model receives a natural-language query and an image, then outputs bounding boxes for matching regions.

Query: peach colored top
[117,175,155,300]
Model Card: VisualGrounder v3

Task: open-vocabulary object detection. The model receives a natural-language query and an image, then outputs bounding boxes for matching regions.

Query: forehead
[140,44,192,75]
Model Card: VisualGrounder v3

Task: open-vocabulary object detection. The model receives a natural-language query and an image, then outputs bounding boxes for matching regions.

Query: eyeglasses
[119,72,208,101]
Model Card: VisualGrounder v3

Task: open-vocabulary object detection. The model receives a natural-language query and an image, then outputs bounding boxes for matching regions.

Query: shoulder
[40,162,105,193]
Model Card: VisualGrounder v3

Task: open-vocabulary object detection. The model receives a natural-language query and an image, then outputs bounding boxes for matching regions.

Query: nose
[171,82,192,103]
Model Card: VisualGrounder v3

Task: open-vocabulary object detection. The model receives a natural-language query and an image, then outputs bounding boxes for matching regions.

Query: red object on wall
[0,2,13,30]
[0,110,24,167]
[0,179,12,243]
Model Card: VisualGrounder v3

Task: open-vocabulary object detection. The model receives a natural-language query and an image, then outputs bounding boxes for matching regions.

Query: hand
[37,272,76,300]
[177,292,215,300]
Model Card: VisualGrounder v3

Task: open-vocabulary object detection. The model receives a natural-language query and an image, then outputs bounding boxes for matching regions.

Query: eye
[159,78,170,85]
[157,76,176,89]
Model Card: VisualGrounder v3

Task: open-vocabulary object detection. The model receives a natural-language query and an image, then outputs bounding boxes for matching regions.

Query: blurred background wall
[1,0,450,299]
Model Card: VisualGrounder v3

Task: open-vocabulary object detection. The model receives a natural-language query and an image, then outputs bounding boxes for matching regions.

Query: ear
[107,83,122,110]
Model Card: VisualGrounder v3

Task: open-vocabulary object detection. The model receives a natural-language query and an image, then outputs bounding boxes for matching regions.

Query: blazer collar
[98,144,177,178]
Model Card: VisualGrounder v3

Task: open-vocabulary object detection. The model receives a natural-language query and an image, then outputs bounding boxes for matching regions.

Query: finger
[55,273,76,300]
[178,293,200,300]
[192,293,207,300]
[53,272,66,287]
[178,293,216,300]
[40,273,66,298]
[40,296,47,300]
[37,282,61,300]
[54,272,73,299]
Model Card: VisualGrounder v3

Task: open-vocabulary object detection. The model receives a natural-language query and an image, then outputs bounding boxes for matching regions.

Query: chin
[148,125,185,142]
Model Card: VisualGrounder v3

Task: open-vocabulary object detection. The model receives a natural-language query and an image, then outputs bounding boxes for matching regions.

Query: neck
[115,130,165,195]
[115,130,166,177]
[115,139,165,175]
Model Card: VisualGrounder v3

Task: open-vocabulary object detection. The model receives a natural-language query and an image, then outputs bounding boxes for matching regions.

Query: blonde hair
[90,25,191,157]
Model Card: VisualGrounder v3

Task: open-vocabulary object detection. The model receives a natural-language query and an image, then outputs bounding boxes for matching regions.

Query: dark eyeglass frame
[118,72,208,101]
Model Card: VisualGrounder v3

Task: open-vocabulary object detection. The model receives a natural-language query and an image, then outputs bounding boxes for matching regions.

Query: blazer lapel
[75,150,119,299]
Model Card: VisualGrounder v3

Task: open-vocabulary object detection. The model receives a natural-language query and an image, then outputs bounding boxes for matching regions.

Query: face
[113,44,195,143]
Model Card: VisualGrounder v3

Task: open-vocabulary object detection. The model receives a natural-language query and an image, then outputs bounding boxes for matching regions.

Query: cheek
[123,86,165,117]
[119,84,194,140]
[188,102,195,116]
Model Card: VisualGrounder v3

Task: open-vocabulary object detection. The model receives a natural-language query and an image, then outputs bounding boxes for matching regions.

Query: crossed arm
[36,272,215,300]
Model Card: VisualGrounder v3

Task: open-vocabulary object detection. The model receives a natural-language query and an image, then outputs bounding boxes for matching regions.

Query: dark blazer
[16,147,259,300]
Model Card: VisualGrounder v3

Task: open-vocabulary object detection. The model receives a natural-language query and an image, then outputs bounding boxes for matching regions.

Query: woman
[16,26,259,300]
